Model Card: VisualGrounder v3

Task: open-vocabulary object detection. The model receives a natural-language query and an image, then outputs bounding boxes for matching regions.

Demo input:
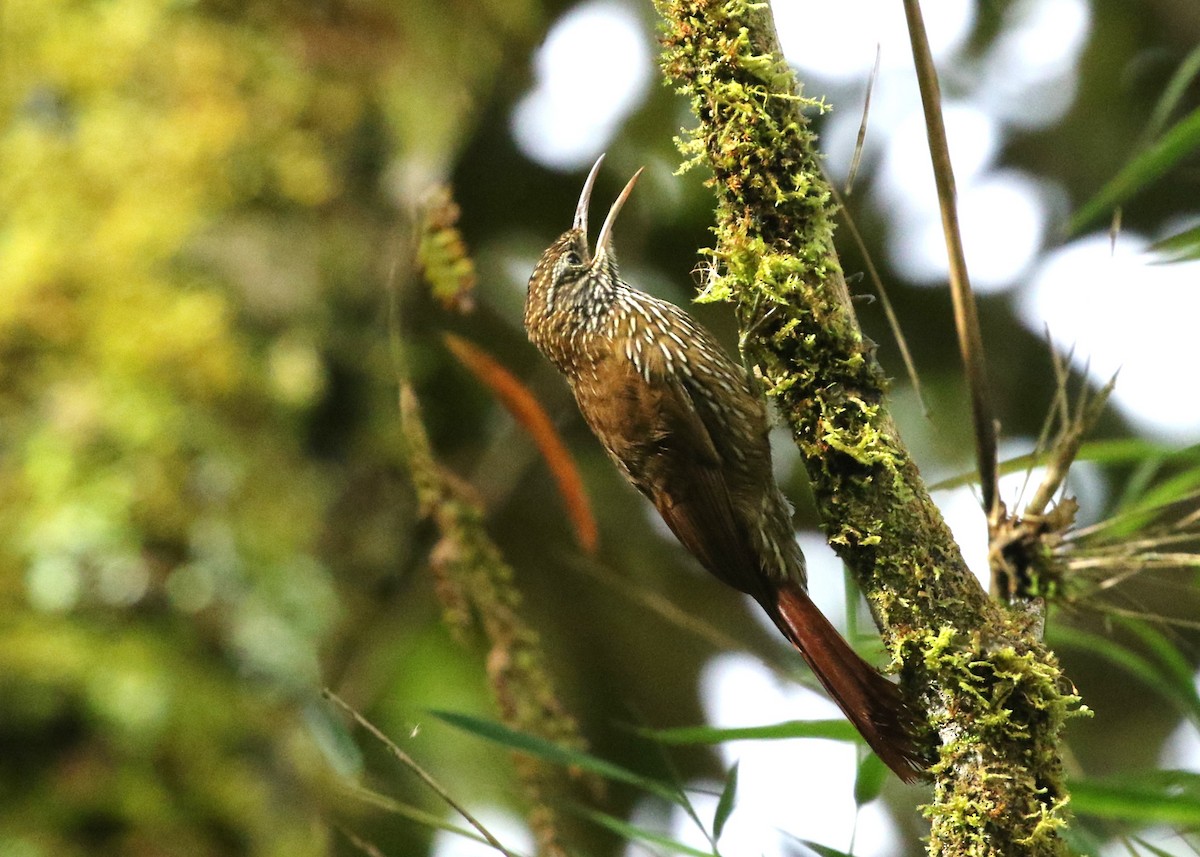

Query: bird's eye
[564,251,583,267]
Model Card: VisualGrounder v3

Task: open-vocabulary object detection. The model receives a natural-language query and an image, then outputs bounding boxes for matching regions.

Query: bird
[524,156,924,782]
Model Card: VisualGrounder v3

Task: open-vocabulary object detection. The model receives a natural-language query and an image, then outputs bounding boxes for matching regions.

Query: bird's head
[525,155,643,341]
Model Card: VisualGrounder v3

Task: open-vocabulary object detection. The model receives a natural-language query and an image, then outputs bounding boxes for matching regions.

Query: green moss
[657,0,1079,853]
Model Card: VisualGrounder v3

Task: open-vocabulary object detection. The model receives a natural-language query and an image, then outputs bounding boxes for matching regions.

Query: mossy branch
[656,1,1082,853]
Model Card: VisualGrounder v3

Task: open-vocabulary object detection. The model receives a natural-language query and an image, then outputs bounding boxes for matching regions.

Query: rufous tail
[767,582,926,782]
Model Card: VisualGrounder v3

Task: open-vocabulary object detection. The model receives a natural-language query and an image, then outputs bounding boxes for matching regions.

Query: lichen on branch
[655,0,1082,853]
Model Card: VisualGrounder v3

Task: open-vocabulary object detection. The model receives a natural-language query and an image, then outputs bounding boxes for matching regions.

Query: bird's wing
[572,324,767,599]
[643,374,770,600]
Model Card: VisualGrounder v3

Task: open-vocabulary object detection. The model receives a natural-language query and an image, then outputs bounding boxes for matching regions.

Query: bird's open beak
[594,167,643,264]
[573,155,605,260]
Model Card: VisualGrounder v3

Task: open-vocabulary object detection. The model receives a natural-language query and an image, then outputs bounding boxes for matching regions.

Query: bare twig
[323,689,522,857]
[902,0,999,517]
[827,179,927,415]
[343,784,497,845]
[1024,373,1116,519]
[845,43,881,196]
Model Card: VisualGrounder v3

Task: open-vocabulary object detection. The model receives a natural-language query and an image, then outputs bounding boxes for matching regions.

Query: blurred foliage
[3,0,1200,855]
[1071,41,1200,257]
[0,0,543,854]
[397,376,591,856]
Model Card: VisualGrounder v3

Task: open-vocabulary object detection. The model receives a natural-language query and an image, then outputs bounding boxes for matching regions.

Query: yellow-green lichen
[657,1,1077,852]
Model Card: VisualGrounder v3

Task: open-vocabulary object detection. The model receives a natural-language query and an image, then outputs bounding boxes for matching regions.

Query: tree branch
[656,1,1081,852]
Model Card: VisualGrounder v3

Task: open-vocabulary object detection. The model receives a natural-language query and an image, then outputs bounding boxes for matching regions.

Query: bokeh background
[3,0,1199,855]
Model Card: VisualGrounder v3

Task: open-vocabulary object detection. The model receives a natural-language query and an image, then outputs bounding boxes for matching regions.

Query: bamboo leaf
[1144,43,1200,143]
[1048,627,1200,724]
[1116,617,1200,724]
[571,805,715,857]
[1071,771,1200,826]
[778,832,855,857]
[635,720,861,746]
[1148,223,1200,262]
[1075,438,1197,468]
[853,752,887,806]
[927,438,1189,492]
[1125,457,1200,515]
[1128,836,1181,857]
[712,762,739,843]
[430,710,683,804]
[1070,106,1200,233]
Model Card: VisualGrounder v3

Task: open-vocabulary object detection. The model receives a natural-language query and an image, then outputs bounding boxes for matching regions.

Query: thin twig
[827,178,927,415]
[562,553,753,653]
[1024,372,1116,518]
[559,551,804,680]
[343,783,496,845]
[845,43,881,196]
[902,0,998,517]
[1014,332,1067,513]
[323,689,522,857]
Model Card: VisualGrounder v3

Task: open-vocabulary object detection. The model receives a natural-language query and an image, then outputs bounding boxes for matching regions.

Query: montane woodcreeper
[524,156,923,781]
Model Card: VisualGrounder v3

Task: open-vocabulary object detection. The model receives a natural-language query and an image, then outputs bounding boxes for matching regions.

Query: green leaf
[345,784,502,850]
[1126,454,1200,514]
[1075,438,1197,468]
[1111,451,1172,516]
[1143,43,1200,143]
[1009,440,1200,536]
[1117,617,1200,723]
[571,805,715,857]
[1099,444,1200,530]
[1049,626,1200,725]
[1148,223,1200,262]
[779,833,855,857]
[1071,770,1200,826]
[1070,105,1200,233]
[635,719,861,746]
[429,711,683,804]
[853,752,887,806]
[712,761,739,843]
[644,727,709,849]
[1059,820,1105,857]
[1128,836,1181,857]
[927,438,1187,493]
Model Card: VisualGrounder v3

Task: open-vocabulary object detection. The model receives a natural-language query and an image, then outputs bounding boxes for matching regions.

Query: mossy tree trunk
[656,1,1081,854]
